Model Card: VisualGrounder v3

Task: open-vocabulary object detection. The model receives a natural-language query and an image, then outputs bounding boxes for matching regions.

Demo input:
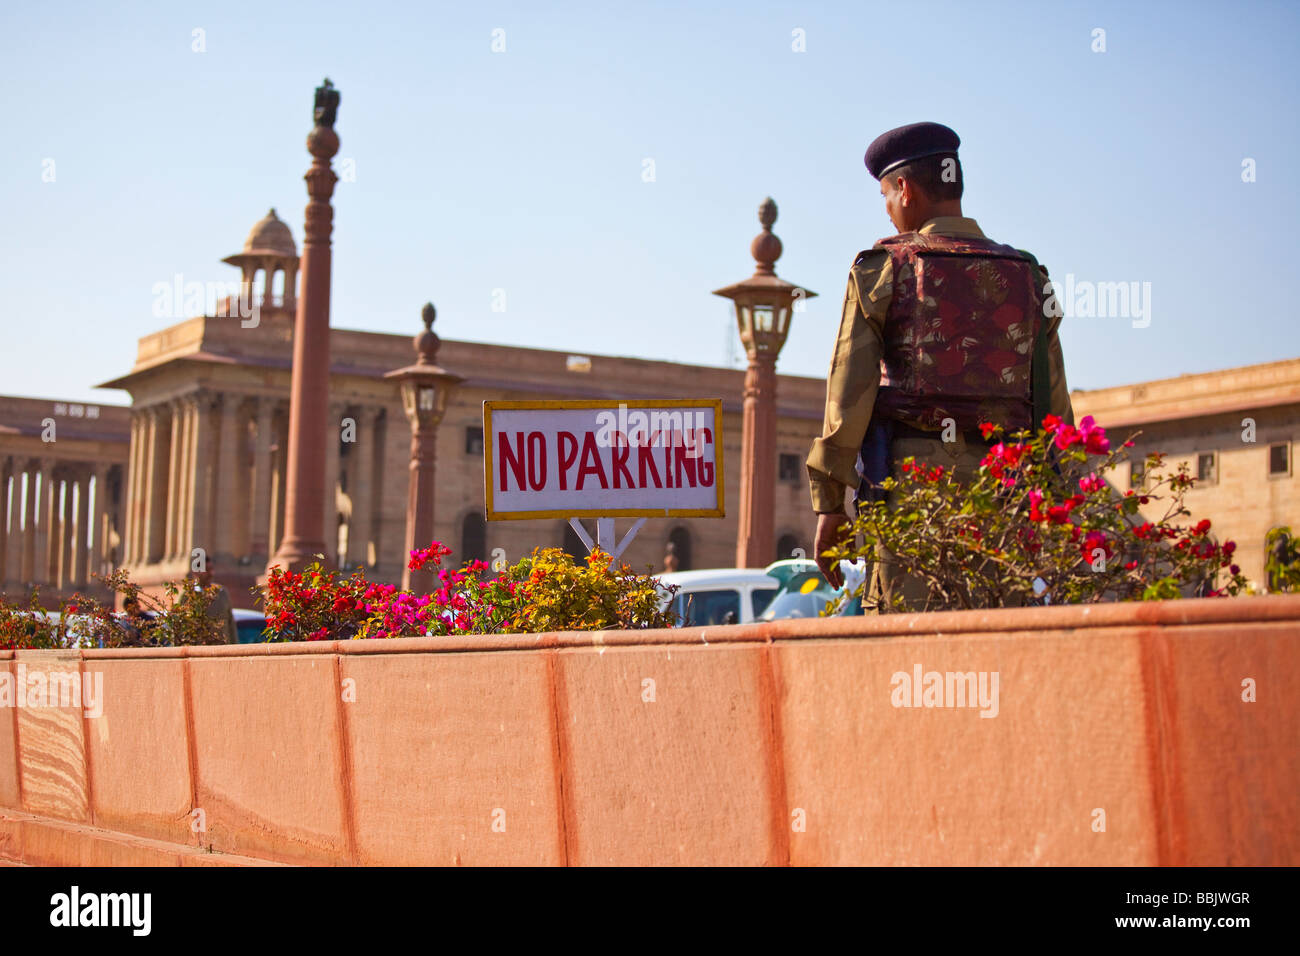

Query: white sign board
[483,399,725,520]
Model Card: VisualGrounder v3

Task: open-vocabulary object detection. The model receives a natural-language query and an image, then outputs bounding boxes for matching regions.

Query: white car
[656,569,780,626]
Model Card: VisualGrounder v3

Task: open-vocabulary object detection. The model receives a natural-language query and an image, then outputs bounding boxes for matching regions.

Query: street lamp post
[385,304,463,590]
[713,198,816,568]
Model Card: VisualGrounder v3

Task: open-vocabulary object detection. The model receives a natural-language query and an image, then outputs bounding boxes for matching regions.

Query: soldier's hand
[814,512,851,589]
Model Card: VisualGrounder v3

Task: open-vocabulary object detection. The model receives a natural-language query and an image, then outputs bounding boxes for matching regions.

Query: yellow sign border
[482,398,726,521]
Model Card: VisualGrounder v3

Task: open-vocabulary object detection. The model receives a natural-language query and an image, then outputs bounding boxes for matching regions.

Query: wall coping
[4,594,1297,662]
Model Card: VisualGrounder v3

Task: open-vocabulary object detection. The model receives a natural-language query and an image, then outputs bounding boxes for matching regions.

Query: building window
[778,453,802,483]
[461,512,486,564]
[465,426,484,456]
[1130,460,1145,489]
[1196,452,1217,485]
[1269,442,1291,477]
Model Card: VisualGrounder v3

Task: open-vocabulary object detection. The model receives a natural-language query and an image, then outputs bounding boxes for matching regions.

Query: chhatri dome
[240,208,297,257]
[221,209,300,312]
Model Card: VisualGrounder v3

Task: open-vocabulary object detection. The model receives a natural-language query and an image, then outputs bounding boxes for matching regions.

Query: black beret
[864,122,961,179]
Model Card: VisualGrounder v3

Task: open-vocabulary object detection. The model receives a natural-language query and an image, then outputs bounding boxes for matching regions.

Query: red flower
[979,422,998,439]
[1080,530,1113,563]
[1042,414,1063,432]
[1192,519,1212,536]
[1053,424,1081,450]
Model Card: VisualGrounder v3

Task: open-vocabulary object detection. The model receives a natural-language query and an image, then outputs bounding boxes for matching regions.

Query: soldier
[806,122,1075,611]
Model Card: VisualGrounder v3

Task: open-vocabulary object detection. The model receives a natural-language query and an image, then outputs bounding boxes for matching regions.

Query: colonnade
[120,390,389,575]
[0,455,122,593]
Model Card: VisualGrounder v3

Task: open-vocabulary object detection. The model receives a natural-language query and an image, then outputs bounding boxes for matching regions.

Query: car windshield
[759,570,840,621]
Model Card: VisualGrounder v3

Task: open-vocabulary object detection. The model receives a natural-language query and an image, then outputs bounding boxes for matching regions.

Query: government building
[0,210,1296,609]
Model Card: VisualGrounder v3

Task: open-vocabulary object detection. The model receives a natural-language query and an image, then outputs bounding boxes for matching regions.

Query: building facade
[2,211,1297,608]
[1071,357,1300,589]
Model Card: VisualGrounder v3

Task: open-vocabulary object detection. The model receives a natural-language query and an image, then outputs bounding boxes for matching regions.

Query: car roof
[657,569,778,588]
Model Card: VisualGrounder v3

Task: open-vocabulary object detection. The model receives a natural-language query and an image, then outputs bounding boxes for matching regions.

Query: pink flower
[1077,416,1110,455]
[1078,473,1105,494]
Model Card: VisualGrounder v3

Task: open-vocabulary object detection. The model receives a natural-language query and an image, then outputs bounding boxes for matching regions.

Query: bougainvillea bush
[0,569,234,650]
[254,544,677,642]
[825,414,1248,613]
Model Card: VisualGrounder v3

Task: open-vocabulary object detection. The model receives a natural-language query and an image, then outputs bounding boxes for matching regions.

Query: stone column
[39,459,57,585]
[59,472,75,587]
[164,400,184,562]
[322,400,345,565]
[249,399,274,558]
[73,467,90,586]
[0,457,10,588]
[187,393,216,570]
[349,406,381,568]
[268,79,341,576]
[21,460,37,583]
[122,414,139,564]
[90,463,108,580]
[212,394,242,563]
[736,354,777,568]
[146,406,170,564]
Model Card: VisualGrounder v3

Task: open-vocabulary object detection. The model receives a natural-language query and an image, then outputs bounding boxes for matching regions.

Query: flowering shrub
[0,569,234,649]
[827,415,1248,612]
[253,544,677,640]
[1265,527,1300,592]
[504,548,677,632]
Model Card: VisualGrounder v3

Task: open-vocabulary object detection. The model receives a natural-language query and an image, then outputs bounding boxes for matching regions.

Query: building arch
[776,531,804,563]
[667,525,692,571]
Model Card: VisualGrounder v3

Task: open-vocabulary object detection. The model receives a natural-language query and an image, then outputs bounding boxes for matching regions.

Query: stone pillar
[0,457,10,588]
[122,414,139,564]
[90,463,108,580]
[177,396,197,564]
[270,405,289,557]
[736,354,777,568]
[188,393,216,569]
[21,460,37,583]
[39,459,57,585]
[249,399,274,558]
[349,406,380,568]
[268,79,341,576]
[212,394,242,563]
[72,468,90,586]
[322,401,345,565]
[146,406,170,564]
[164,400,183,562]
[61,472,77,587]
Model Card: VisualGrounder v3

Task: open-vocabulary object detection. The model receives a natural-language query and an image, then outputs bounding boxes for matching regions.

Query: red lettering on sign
[499,431,527,492]
[673,442,697,488]
[637,443,661,488]
[558,431,579,490]
[699,428,714,486]
[611,441,633,489]
[576,431,609,490]
[526,431,547,489]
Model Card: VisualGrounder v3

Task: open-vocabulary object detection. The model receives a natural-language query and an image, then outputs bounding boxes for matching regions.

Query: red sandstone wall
[2,596,1297,866]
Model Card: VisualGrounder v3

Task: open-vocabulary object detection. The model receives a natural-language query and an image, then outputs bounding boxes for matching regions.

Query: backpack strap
[1018,249,1052,433]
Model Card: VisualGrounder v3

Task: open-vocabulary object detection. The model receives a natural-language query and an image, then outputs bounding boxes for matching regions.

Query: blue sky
[2,0,1297,405]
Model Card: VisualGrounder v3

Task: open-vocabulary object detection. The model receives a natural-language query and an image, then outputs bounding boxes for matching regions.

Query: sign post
[482,399,725,559]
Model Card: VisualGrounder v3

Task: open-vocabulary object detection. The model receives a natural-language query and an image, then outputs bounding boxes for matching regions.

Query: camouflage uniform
[805,216,1075,612]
